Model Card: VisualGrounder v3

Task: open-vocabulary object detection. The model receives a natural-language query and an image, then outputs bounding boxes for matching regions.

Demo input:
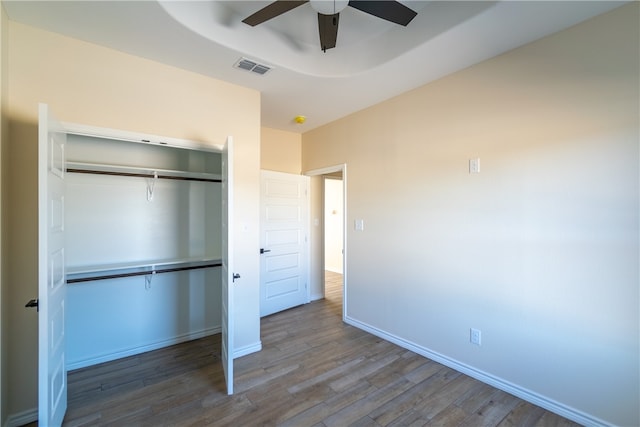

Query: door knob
[260,248,271,254]
[233,273,241,283]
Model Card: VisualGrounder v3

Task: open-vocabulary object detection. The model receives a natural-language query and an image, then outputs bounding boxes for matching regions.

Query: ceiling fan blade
[318,13,339,52]
[348,0,417,26]
[242,1,309,26]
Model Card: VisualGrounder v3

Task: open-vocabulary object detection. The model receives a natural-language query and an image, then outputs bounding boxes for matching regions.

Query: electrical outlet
[470,328,482,346]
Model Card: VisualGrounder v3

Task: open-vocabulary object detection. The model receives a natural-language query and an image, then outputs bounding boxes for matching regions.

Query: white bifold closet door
[221,137,235,395]
[37,103,68,427]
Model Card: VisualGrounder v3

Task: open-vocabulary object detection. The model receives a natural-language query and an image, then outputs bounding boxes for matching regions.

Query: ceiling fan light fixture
[310,0,349,15]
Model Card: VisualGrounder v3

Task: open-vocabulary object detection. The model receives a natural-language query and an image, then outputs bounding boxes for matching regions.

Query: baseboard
[67,326,221,371]
[343,315,612,427]
[310,292,323,301]
[5,408,37,427]
[234,340,262,359]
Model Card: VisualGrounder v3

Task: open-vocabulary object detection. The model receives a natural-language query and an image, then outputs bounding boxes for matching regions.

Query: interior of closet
[64,133,223,370]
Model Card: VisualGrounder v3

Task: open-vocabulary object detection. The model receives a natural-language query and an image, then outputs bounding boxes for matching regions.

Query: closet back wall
[6,20,261,420]
[65,134,222,369]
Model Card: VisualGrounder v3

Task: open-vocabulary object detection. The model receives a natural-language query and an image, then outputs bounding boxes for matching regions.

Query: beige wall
[302,4,639,426]
[6,21,261,419]
[260,127,301,174]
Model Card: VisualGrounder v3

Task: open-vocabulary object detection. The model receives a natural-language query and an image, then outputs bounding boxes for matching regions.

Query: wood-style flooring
[35,271,581,426]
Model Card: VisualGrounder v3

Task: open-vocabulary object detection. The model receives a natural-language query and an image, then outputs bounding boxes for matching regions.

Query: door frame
[304,164,347,320]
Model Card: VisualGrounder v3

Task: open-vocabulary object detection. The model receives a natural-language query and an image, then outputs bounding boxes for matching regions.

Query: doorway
[305,164,346,319]
[323,175,343,305]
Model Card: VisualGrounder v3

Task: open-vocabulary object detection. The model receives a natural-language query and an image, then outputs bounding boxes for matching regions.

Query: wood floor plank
[535,411,583,427]
[52,272,584,427]
[328,351,403,392]
[423,404,469,426]
[497,400,547,427]
[459,389,521,426]
[369,379,437,425]
[323,376,414,427]
[287,355,367,394]
[412,374,480,421]
[281,381,378,427]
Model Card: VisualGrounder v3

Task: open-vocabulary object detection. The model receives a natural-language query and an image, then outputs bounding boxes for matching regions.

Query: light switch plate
[355,219,364,231]
[469,158,480,174]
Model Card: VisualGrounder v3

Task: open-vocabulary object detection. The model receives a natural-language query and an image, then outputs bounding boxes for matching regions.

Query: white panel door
[221,137,235,395]
[38,103,67,425]
[260,170,309,317]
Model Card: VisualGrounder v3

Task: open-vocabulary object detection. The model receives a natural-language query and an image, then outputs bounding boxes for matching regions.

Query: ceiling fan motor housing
[310,0,349,15]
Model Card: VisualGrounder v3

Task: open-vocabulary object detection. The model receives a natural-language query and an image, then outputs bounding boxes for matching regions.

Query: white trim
[66,327,221,371]
[62,122,224,152]
[305,164,345,177]
[5,408,37,427]
[344,315,613,427]
[234,341,262,359]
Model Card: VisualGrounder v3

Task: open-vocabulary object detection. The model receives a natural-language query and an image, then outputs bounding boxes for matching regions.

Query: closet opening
[36,104,235,425]
[64,133,224,371]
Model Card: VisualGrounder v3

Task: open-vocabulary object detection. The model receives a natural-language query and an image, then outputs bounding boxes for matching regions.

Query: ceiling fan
[242,0,418,52]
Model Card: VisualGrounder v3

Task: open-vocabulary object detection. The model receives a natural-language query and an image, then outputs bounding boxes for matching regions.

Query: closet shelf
[66,161,222,183]
[66,258,222,284]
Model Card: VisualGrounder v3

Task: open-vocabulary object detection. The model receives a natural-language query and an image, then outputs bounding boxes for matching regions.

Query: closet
[63,131,223,369]
[36,105,235,426]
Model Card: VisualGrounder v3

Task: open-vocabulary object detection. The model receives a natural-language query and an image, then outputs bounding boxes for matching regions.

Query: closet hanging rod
[66,261,222,284]
[67,168,222,183]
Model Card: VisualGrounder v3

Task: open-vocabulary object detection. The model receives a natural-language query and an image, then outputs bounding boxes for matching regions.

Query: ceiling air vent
[234,57,273,76]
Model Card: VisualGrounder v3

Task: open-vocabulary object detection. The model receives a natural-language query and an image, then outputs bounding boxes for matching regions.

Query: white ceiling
[3,1,626,132]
